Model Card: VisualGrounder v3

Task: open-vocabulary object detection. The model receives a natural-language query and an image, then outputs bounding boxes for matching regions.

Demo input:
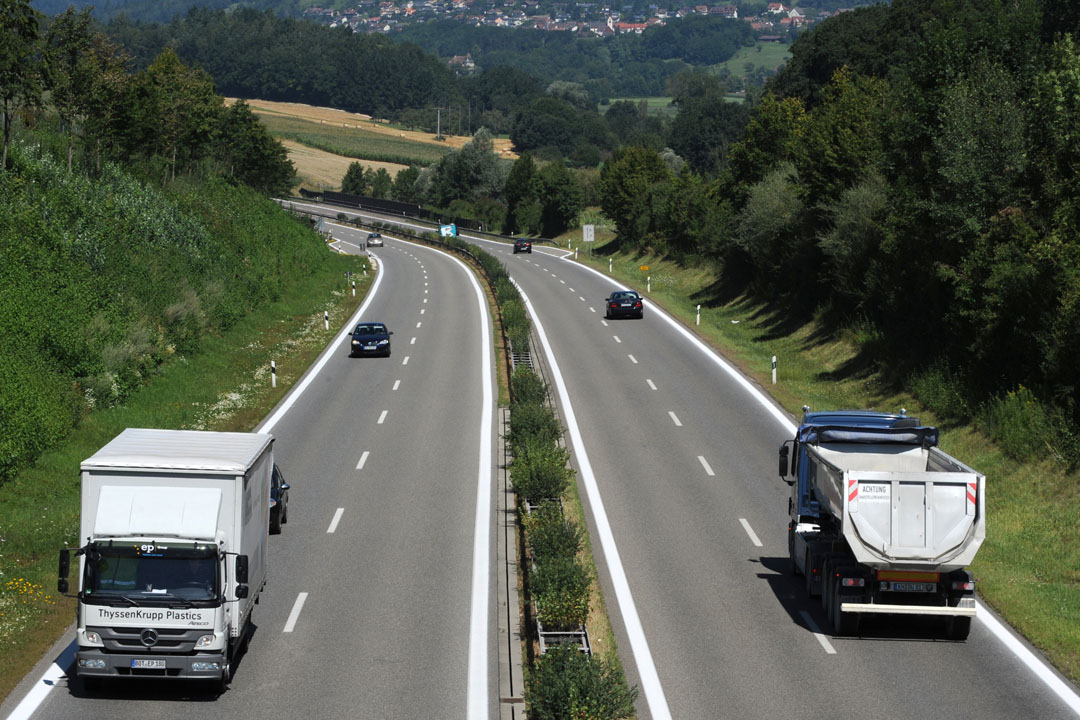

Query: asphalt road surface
[9,223,499,720]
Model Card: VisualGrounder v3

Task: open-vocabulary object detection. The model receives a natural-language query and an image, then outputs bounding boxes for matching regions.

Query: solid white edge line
[975,600,1080,715]
[356,451,370,470]
[554,251,1080,714]
[698,455,715,476]
[448,253,494,720]
[739,518,763,547]
[283,592,309,632]
[5,643,75,720]
[327,508,345,534]
[513,279,673,720]
[257,251,386,436]
[799,610,836,654]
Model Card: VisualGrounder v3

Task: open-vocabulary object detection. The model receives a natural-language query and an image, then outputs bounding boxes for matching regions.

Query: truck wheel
[216,646,233,694]
[946,616,971,641]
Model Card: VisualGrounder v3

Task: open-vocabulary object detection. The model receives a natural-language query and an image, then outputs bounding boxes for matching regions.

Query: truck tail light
[841,577,865,588]
[952,580,975,591]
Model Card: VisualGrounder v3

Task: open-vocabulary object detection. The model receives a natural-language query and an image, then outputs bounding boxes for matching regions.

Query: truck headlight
[191,661,221,671]
[83,631,103,647]
[79,658,107,669]
[195,634,215,648]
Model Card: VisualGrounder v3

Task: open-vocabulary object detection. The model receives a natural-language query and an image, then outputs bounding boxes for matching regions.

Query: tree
[128,48,221,181]
[668,93,750,176]
[391,166,420,202]
[502,151,538,234]
[341,161,368,195]
[216,100,294,195]
[431,128,505,206]
[536,163,584,238]
[599,145,671,249]
[0,0,42,169]
[42,7,93,172]
[722,92,808,209]
[370,167,392,199]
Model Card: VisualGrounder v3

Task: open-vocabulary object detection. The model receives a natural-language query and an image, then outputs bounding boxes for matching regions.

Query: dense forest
[102,9,754,106]
[29,0,880,24]
[594,0,1080,459]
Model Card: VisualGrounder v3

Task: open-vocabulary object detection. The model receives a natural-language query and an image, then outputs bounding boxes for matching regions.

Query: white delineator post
[647,276,651,293]
[696,304,701,326]
[271,361,277,388]
[609,258,612,272]
[324,310,329,331]
[352,280,356,297]
[772,356,777,384]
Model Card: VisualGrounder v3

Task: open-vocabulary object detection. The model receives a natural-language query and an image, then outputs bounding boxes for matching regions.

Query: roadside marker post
[772,356,777,384]
[271,361,277,388]
[697,305,701,326]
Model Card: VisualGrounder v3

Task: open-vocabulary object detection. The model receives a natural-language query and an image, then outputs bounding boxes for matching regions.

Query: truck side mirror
[236,555,249,584]
[779,441,795,486]
[235,554,249,599]
[58,549,70,594]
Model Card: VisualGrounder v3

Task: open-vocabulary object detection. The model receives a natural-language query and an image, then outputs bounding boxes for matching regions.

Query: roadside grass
[0,243,371,702]
[566,232,1080,686]
[256,114,451,167]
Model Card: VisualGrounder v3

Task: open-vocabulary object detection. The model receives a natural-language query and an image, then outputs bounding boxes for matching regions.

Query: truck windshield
[86,545,218,604]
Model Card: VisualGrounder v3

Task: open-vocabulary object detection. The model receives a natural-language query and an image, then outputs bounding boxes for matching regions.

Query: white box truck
[58,428,272,691]
[779,410,985,639]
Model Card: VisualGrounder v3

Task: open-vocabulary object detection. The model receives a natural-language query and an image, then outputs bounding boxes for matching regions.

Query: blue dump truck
[779,410,985,639]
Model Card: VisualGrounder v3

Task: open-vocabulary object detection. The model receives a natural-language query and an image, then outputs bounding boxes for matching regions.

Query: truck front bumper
[76,649,225,679]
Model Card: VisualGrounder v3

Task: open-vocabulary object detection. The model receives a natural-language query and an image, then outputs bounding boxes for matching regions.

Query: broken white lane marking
[800,611,836,654]
[378,410,388,424]
[647,379,657,390]
[698,456,714,476]
[739,518,762,547]
[668,411,682,427]
[356,451,370,470]
[327,508,344,533]
[284,593,309,632]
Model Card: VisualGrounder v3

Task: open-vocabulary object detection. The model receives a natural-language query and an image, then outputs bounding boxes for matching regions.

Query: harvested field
[227,98,516,156]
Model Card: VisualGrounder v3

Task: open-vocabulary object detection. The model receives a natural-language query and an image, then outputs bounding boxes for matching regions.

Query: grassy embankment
[560,224,1080,686]
[0,203,371,703]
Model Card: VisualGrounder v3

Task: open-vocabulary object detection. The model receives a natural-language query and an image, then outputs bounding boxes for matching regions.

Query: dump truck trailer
[779,410,985,639]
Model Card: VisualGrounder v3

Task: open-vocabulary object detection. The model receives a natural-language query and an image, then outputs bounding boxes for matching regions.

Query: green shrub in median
[511,366,548,405]
[511,437,573,502]
[508,401,563,454]
[526,644,639,720]
[531,556,592,630]
[524,500,583,565]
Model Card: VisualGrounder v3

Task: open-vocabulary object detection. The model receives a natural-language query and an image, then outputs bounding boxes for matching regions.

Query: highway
[471,234,1080,720]
[6,202,1080,720]
[8,222,500,719]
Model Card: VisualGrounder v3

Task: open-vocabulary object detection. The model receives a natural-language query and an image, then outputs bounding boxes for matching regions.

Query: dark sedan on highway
[513,238,532,254]
[350,321,394,357]
[603,290,644,319]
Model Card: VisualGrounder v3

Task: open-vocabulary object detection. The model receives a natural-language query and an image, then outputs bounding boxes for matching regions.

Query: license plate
[131,659,166,669]
[364,344,376,350]
[889,582,936,593]
[621,303,631,307]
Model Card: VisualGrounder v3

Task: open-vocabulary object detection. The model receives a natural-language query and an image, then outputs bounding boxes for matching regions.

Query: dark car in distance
[350,321,393,357]
[604,290,644,319]
[366,232,383,247]
[513,239,532,254]
[270,464,290,534]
